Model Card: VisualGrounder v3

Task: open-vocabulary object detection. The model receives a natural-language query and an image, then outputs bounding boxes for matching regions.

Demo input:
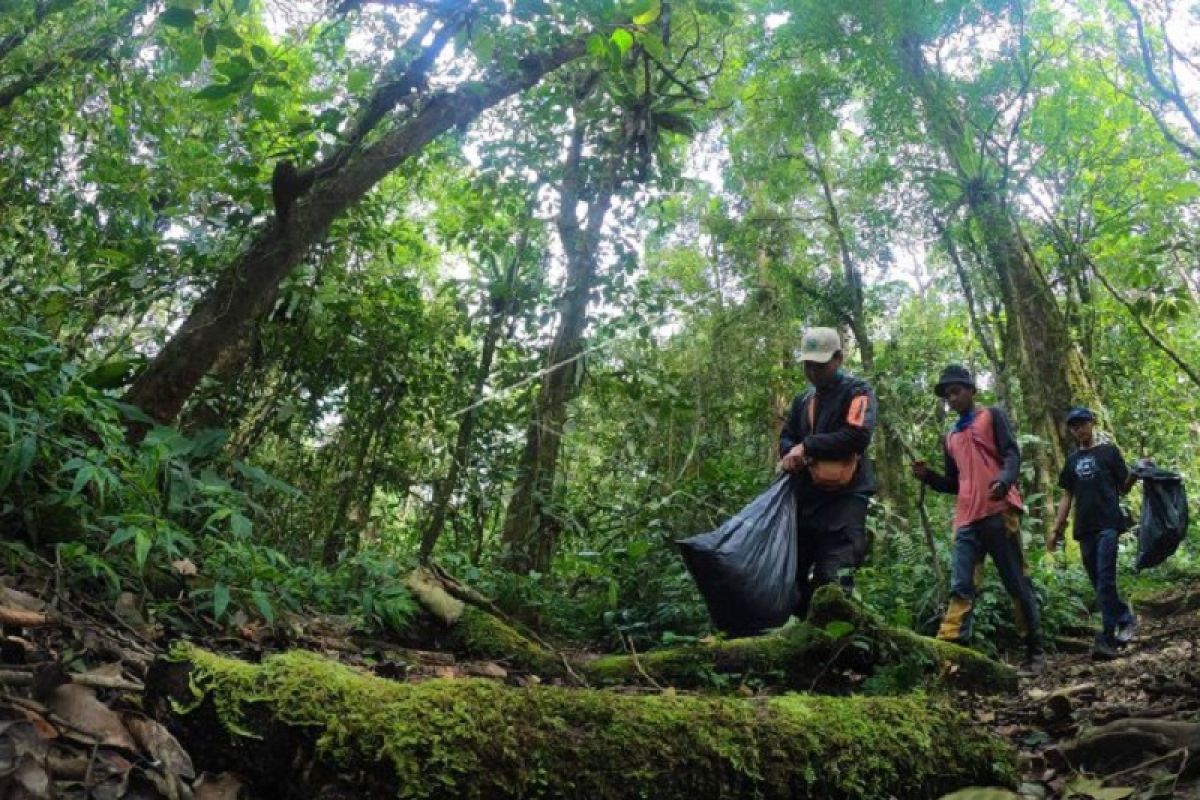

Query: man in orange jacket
[911,365,1045,676]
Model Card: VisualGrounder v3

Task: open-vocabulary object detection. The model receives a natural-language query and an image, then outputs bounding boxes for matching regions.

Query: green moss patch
[170,643,1015,799]
[587,586,1017,694]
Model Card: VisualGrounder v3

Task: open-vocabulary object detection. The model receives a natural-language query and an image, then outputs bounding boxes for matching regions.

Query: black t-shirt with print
[1059,443,1130,538]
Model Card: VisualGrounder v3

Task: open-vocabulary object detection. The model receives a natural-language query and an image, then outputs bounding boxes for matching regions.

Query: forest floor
[0,558,1196,799]
[968,585,1200,800]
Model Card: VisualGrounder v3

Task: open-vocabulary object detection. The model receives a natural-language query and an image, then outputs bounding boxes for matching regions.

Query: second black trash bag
[1132,464,1189,571]
[677,476,799,637]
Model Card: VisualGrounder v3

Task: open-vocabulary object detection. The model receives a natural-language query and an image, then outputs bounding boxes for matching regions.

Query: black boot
[1092,632,1120,661]
[1018,637,1046,677]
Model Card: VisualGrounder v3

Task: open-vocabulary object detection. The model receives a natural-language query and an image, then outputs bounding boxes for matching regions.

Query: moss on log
[587,586,1017,694]
[151,644,1016,800]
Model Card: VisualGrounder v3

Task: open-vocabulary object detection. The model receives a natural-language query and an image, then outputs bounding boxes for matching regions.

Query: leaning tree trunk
[123,38,585,429]
[898,34,1099,526]
[499,124,613,574]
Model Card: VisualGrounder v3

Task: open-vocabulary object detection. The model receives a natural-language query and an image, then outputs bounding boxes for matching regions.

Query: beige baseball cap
[799,327,842,363]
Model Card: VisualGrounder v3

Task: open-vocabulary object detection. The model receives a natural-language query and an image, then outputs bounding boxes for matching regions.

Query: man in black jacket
[1049,406,1140,660]
[779,327,877,616]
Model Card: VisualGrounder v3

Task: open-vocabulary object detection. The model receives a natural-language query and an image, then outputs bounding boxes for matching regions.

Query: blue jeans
[1078,528,1134,642]
[938,511,1041,649]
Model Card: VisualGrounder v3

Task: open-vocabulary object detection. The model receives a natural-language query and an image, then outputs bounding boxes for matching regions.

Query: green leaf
[637,31,666,61]
[159,7,196,30]
[114,402,155,424]
[134,530,152,570]
[587,33,608,60]
[631,0,661,24]
[176,38,203,73]
[251,94,280,120]
[234,0,250,12]
[230,511,252,538]
[252,590,275,624]
[215,27,243,49]
[471,30,495,63]
[82,359,139,390]
[212,583,231,620]
[823,620,855,639]
[346,67,372,94]
[250,44,269,63]
[203,27,217,58]
[107,526,137,550]
[611,28,634,55]
[71,464,95,495]
[194,81,244,101]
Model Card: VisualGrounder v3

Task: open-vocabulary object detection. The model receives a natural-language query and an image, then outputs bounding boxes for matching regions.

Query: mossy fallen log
[403,566,566,677]
[148,644,1016,800]
[587,586,1018,694]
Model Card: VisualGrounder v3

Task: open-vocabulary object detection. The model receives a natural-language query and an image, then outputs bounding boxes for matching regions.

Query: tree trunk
[419,236,525,560]
[499,123,613,574]
[123,39,585,429]
[899,34,1098,527]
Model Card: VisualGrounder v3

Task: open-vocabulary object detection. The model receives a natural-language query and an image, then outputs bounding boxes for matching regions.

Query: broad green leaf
[176,38,203,73]
[471,31,496,64]
[215,28,243,49]
[587,34,608,60]
[134,530,152,570]
[194,81,244,101]
[251,94,281,120]
[203,28,217,58]
[823,620,855,639]
[107,526,137,549]
[637,31,667,61]
[252,590,275,624]
[346,67,372,94]
[82,360,138,390]
[71,464,95,495]
[611,29,634,56]
[632,0,661,25]
[159,7,196,30]
[213,583,231,620]
[230,511,252,538]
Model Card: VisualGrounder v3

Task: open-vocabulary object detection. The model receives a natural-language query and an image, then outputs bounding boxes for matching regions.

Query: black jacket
[779,372,877,497]
[922,406,1021,496]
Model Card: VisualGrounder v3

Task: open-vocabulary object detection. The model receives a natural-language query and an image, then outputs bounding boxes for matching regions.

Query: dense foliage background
[2,0,1197,656]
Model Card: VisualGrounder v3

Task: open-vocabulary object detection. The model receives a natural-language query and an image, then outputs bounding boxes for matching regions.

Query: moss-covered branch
[586,587,1018,694]
[150,644,1016,800]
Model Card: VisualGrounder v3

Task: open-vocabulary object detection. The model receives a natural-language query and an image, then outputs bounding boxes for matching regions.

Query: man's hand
[1047,528,1063,553]
[910,460,930,481]
[988,480,1007,500]
[779,444,807,473]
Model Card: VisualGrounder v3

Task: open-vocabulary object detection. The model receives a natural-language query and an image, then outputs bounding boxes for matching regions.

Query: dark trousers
[1079,528,1134,642]
[795,494,869,618]
[937,510,1041,648]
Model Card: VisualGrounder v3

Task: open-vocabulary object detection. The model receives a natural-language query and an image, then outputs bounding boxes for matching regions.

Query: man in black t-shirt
[1049,407,1139,660]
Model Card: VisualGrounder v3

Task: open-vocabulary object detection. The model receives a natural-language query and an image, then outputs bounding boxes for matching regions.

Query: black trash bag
[1132,464,1189,571]
[677,476,798,637]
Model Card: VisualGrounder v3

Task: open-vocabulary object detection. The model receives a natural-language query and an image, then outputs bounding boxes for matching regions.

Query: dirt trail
[971,588,1200,799]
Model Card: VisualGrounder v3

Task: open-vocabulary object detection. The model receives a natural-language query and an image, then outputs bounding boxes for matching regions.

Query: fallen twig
[0,605,58,628]
[0,667,144,692]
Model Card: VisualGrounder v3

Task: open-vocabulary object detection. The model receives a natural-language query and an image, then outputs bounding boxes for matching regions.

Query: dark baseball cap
[934,365,976,398]
[1065,406,1095,424]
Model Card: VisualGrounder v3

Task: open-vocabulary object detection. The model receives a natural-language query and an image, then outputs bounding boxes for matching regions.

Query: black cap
[934,365,976,398]
[1065,406,1095,424]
